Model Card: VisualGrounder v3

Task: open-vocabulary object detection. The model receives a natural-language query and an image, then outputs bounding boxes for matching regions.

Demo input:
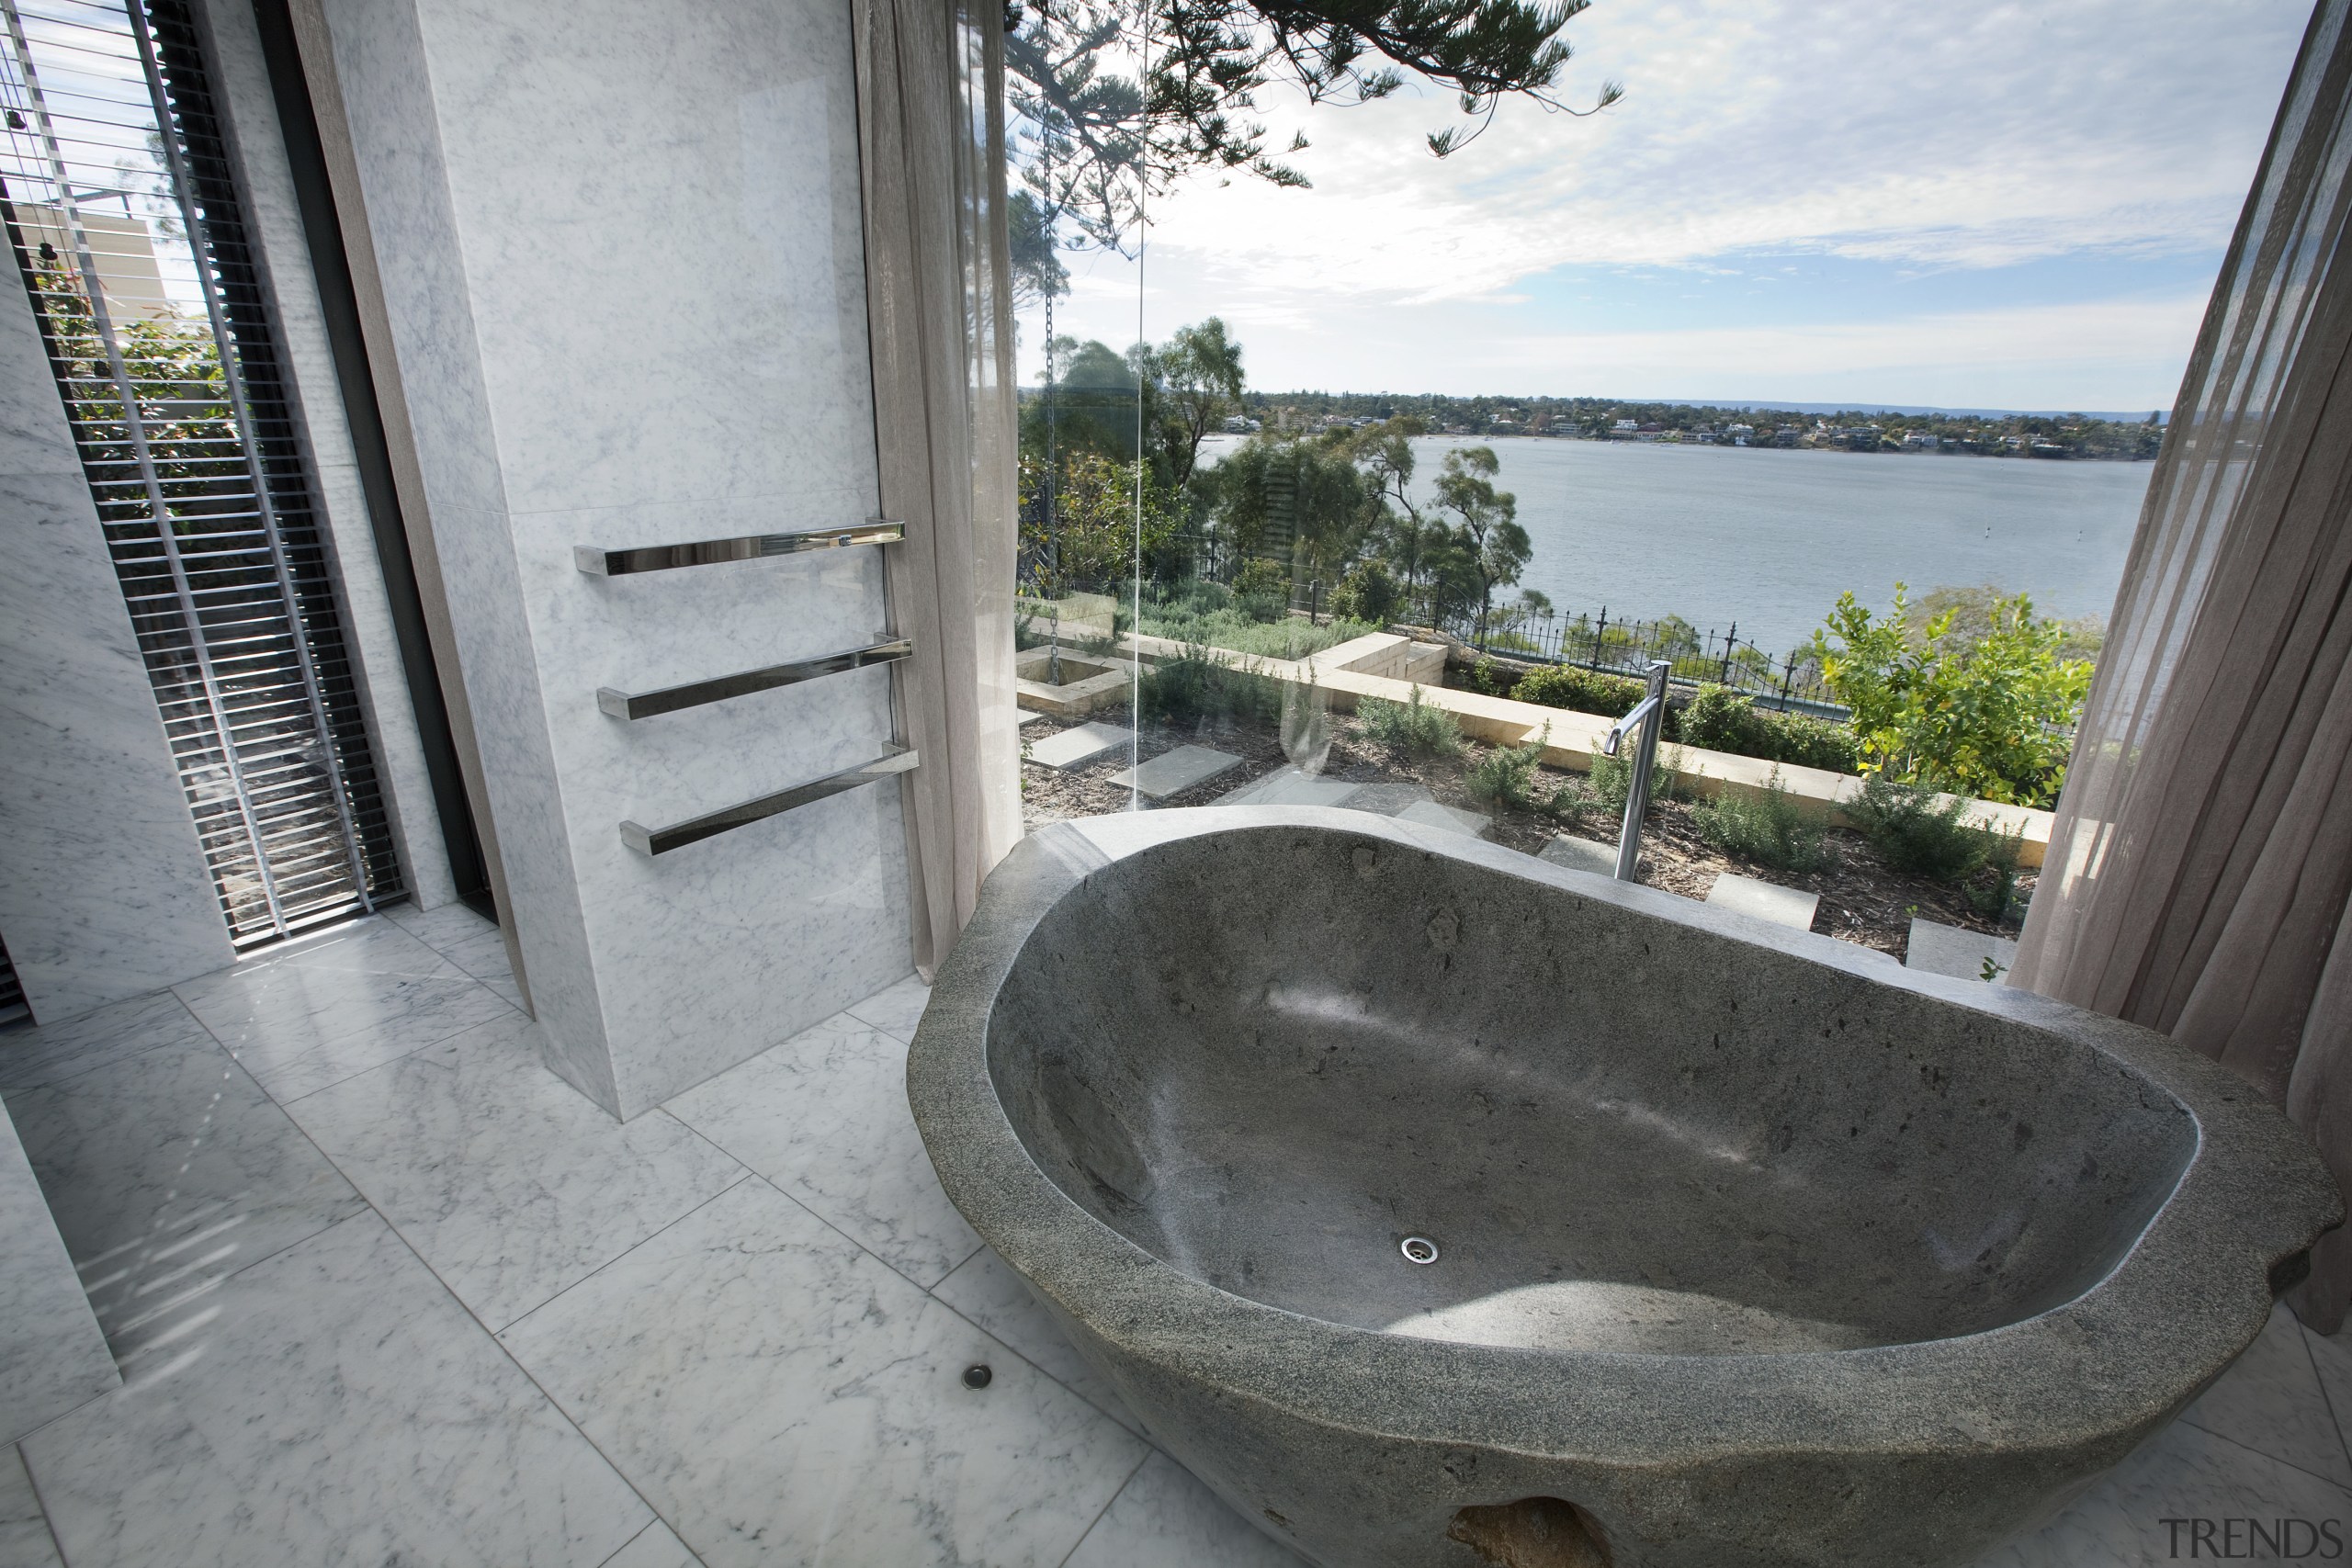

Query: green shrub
[1514,664,1661,726]
[1358,685,1463,759]
[1588,740,1682,814]
[1230,558,1291,622]
[1810,582,2092,807]
[1845,771,2012,884]
[1329,561,1401,625]
[1138,645,1283,728]
[1678,685,1861,773]
[1546,773,1598,829]
[1694,770,1827,873]
[1466,727,1549,811]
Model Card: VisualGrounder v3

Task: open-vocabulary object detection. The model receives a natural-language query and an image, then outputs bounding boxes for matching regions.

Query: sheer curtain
[853,0,1024,975]
[2012,0,2352,1326]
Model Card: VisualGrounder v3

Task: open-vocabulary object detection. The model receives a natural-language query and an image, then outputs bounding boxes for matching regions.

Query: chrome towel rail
[575,519,904,577]
[619,749,919,856]
[598,638,912,721]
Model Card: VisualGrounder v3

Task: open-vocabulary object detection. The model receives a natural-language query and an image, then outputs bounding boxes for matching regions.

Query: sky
[1021,0,2312,412]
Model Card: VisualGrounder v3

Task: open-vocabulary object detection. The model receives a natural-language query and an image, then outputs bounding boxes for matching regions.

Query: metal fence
[1452,608,1848,718]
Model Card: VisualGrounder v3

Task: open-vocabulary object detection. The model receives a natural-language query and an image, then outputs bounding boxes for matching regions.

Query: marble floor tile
[663,1013,979,1288]
[1064,1451,1306,1568]
[843,973,930,1043]
[931,1246,1142,1436]
[500,1179,1147,1568]
[1974,1419,2352,1566]
[435,922,516,976]
[0,990,214,1096]
[600,1517,703,1568]
[176,960,520,1104]
[3,1028,367,1360]
[232,917,458,981]
[2181,1302,2350,1487]
[380,899,499,953]
[2301,1318,2352,1457]
[288,1011,747,1329]
[1,1444,62,1568]
[21,1212,651,1568]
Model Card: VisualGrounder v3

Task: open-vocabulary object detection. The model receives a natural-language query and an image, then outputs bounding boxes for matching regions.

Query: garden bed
[1019,704,2029,962]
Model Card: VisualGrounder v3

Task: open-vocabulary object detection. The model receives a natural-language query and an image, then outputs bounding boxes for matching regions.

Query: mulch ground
[1021,704,2030,962]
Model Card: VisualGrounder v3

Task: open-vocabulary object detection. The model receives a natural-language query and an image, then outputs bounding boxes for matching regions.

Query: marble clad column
[0,230,235,1022]
[311,0,914,1117]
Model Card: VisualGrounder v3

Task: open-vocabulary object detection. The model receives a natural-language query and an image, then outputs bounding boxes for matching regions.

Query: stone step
[1905,917,2019,983]
[1705,873,1818,931]
[1396,799,1491,839]
[1108,744,1242,801]
[1024,721,1134,771]
[1214,766,1363,808]
[1539,834,1620,877]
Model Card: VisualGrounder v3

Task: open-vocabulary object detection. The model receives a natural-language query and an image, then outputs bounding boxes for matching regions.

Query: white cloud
[1136,0,2304,299]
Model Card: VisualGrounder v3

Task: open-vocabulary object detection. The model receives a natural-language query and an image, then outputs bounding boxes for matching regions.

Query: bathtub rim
[907,805,2343,1466]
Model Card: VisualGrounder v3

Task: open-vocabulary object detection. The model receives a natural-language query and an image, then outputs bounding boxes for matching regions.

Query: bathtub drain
[1400,1236,1440,1265]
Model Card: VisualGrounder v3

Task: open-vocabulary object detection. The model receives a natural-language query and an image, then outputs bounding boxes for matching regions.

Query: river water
[1202,434,2154,657]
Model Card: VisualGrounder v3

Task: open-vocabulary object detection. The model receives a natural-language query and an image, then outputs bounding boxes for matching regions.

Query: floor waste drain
[1400,1236,1440,1265]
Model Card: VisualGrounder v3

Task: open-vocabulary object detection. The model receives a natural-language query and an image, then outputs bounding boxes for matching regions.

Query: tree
[1430,446,1529,639]
[1008,190,1070,309]
[1137,316,1244,488]
[1208,429,1371,590]
[1808,583,2095,807]
[1341,416,1440,615]
[1009,0,1621,254]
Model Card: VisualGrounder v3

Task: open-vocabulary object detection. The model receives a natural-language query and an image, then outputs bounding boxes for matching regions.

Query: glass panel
[1004,0,2301,960]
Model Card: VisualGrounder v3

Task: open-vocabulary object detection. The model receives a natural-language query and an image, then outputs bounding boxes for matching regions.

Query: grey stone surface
[1705,872,1818,931]
[1539,833,1619,877]
[1394,799,1489,839]
[1025,721,1135,770]
[908,806,2342,1568]
[1111,745,1242,801]
[1336,782,1433,817]
[1214,767,1362,808]
[1908,917,2020,983]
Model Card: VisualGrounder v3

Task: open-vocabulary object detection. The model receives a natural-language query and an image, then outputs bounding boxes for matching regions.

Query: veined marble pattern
[599,1517,702,1568]
[288,1010,745,1328]
[174,934,520,1104]
[0,1100,114,1446]
[930,1247,1142,1438]
[844,973,930,1043]
[4,952,2348,1563]
[0,1445,63,1568]
[0,989,215,1097]
[1066,1452,1308,1568]
[663,1012,978,1287]
[2181,1302,2352,1488]
[381,900,521,999]
[2,1025,367,1362]
[498,1179,1146,1568]
[21,1212,652,1568]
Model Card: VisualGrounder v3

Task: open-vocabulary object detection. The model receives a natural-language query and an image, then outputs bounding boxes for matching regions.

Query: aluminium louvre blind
[0,0,400,946]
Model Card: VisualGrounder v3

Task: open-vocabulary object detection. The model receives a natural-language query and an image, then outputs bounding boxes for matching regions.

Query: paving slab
[1396,799,1491,840]
[1340,782,1435,817]
[1214,767,1363,808]
[1539,834,1620,877]
[1705,873,1818,931]
[1109,745,1242,801]
[1025,721,1134,771]
[1906,917,2019,983]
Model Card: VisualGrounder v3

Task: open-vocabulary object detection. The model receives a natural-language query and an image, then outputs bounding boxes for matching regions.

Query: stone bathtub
[906,808,2340,1568]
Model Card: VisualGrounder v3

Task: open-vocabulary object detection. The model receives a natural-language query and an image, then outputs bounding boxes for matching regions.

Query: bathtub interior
[983,824,2199,1355]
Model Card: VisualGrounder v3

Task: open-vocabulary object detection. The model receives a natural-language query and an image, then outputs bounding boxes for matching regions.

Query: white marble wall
[0,1099,115,1444]
[0,229,236,1022]
[198,0,458,914]
[317,0,912,1116]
